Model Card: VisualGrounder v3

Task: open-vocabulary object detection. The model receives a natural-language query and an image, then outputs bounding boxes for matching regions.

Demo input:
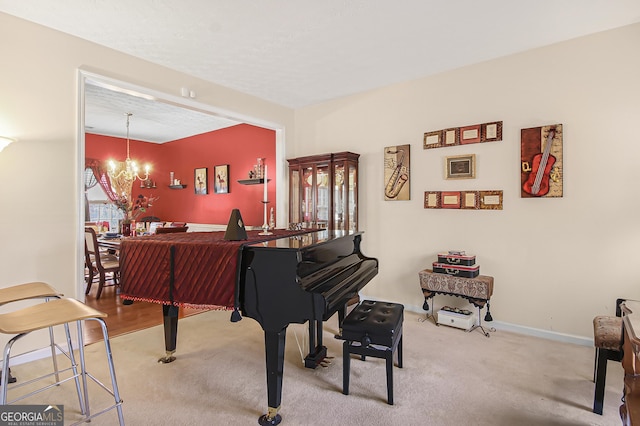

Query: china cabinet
[287,152,359,231]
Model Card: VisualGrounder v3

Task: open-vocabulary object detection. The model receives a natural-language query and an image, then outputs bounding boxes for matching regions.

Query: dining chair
[140,215,161,224]
[592,298,625,414]
[84,227,120,299]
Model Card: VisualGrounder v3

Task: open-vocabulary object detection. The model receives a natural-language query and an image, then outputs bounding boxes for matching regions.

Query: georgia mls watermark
[0,405,64,426]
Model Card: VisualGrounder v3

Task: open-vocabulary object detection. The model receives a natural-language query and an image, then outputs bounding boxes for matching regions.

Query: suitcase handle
[446,268,460,275]
[446,257,461,264]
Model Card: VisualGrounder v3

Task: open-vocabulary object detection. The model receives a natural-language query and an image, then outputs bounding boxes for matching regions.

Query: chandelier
[107,113,151,195]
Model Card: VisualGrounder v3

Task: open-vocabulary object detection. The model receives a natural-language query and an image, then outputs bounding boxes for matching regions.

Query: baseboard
[401,302,594,348]
[6,345,70,367]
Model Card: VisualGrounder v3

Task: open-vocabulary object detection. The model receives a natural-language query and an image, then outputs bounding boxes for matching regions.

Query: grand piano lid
[244,229,362,250]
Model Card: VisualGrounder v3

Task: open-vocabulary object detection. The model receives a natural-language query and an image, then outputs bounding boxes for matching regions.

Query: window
[86,183,123,232]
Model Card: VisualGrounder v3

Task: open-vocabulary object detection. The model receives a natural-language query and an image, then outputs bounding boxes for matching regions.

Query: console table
[418,268,494,337]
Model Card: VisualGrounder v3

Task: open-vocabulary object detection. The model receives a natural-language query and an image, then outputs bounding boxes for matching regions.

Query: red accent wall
[86,124,276,226]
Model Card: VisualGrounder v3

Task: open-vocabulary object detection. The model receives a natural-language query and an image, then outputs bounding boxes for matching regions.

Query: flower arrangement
[115,194,159,223]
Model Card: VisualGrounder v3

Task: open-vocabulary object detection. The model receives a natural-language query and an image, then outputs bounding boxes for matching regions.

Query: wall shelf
[237,178,270,185]
[169,184,187,189]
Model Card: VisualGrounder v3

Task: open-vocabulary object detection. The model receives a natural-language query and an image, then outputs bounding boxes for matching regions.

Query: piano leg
[159,304,179,363]
[260,329,285,426]
[334,302,347,338]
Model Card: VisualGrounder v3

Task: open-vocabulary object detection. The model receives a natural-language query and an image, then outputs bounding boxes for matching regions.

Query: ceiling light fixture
[107,113,151,195]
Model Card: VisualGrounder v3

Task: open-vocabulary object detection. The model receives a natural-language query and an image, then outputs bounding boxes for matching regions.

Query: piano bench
[340,300,403,405]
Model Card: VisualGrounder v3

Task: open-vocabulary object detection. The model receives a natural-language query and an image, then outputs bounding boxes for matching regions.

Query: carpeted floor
[5,310,623,425]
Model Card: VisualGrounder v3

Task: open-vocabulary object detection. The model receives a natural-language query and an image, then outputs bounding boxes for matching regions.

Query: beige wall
[0,13,294,353]
[295,23,640,340]
[1,11,638,354]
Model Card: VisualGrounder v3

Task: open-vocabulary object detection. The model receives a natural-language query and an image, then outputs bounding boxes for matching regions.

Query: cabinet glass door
[290,169,301,224]
[333,163,346,231]
[301,167,314,226]
[315,164,329,228]
[347,164,357,231]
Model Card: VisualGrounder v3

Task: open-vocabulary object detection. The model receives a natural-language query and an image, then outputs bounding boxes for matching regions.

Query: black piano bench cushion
[341,300,403,348]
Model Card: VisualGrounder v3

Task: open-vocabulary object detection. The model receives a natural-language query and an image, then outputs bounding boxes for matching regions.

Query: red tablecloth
[119,230,310,309]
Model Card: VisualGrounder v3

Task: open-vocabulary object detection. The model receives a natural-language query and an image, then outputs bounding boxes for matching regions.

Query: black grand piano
[238,230,378,425]
[119,229,378,425]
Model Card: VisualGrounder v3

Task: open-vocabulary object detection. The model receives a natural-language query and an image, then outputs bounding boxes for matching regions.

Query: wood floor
[83,284,205,345]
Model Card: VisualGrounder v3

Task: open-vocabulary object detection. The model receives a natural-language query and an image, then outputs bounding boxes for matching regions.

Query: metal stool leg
[1,327,85,414]
[72,318,124,426]
[62,322,86,414]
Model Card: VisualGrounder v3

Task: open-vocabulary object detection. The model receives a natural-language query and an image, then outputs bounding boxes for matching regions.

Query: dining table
[97,236,125,252]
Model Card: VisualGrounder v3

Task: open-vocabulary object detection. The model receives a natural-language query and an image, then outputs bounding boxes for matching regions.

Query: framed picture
[214,164,229,194]
[445,154,476,180]
[423,130,443,149]
[441,191,461,209]
[482,121,503,142]
[460,124,481,144]
[443,128,459,146]
[479,190,503,210]
[384,144,410,201]
[461,191,479,209]
[424,191,441,209]
[194,167,208,195]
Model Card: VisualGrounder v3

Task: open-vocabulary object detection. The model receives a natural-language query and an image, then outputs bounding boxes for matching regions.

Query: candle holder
[259,200,272,235]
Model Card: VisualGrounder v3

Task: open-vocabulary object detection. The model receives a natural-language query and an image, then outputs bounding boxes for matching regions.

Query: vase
[121,221,132,237]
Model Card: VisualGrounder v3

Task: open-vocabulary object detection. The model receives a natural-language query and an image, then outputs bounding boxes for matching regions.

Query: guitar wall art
[520,124,563,198]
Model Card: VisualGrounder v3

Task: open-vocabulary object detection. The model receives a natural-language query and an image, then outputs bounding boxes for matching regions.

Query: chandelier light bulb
[107,112,152,184]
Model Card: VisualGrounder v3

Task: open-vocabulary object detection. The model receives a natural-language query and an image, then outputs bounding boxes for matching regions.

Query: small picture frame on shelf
[194,167,208,195]
[214,164,229,194]
[445,154,476,180]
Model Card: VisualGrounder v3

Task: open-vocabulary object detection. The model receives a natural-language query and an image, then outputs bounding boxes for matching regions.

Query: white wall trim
[401,303,593,347]
[6,345,71,368]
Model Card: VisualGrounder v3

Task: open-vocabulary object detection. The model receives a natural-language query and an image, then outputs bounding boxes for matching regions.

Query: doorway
[78,70,286,340]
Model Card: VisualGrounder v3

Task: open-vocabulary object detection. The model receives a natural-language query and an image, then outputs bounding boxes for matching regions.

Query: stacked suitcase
[432,250,479,278]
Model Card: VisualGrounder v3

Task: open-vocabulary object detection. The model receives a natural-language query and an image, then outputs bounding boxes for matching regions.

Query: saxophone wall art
[384,144,410,201]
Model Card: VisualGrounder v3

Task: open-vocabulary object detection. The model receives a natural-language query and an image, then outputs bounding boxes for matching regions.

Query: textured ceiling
[2,1,640,140]
[84,83,239,143]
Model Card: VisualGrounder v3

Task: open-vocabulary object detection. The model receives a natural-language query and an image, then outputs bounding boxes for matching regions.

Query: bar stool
[0,297,124,426]
[0,282,67,386]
